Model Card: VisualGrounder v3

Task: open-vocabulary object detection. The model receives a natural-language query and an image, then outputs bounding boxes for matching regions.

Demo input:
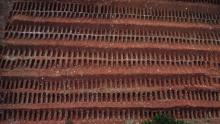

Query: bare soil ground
[0,0,220,124]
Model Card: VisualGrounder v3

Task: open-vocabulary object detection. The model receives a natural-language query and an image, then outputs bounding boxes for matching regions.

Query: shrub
[143,114,188,124]
[65,119,73,124]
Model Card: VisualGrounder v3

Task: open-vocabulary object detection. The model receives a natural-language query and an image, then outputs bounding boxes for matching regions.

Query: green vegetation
[64,114,189,124]
[143,114,189,124]
[65,119,73,124]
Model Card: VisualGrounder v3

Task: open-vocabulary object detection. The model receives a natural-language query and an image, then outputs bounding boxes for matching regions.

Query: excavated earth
[0,0,220,124]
